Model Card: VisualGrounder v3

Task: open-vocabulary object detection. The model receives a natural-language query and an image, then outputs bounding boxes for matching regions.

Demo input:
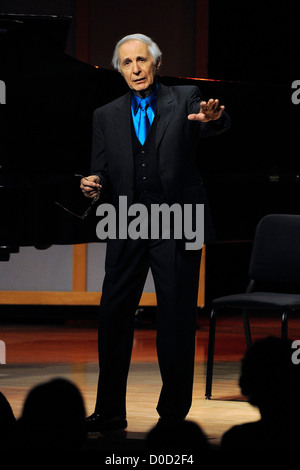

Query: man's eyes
[122,57,147,66]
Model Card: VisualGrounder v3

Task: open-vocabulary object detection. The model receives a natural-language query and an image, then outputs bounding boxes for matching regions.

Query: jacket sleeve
[90,109,110,196]
[199,110,231,137]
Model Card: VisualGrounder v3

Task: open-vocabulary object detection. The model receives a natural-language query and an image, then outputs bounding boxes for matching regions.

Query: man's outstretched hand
[188,98,225,122]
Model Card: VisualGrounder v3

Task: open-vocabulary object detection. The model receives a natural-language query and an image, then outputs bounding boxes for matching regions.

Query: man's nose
[132,62,141,74]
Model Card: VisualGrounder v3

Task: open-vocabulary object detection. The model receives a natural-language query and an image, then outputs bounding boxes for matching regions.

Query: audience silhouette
[1,336,299,450]
[15,378,87,449]
[221,336,300,449]
[146,418,212,453]
[0,391,16,449]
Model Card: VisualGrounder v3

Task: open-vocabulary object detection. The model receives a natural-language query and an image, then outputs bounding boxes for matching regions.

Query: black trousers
[94,234,202,420]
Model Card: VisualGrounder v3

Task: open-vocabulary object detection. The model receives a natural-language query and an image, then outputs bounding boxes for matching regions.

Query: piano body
[0,14,127,254]
[1,14,300,307]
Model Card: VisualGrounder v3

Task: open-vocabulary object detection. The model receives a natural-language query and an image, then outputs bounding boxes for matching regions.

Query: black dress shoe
[85,413,127,433]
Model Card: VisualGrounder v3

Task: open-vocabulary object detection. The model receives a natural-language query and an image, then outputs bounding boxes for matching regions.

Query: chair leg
[205,307,217,399]
[281,311,288,339]
[242,308,252,349]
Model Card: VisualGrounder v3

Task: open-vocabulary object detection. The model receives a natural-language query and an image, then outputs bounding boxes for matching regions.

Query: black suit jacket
[91,82,230,264]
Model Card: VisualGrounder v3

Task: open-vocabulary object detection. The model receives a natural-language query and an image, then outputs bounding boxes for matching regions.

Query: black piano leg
[205,307,217,399]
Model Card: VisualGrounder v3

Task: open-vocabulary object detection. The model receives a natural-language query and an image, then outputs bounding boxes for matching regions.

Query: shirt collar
[131,83,158,115]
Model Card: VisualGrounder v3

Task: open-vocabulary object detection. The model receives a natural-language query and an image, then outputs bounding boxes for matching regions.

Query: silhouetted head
[18,378,86,449]
[239,336,300,418]
[0,391,16,447]
[146,419,210,452]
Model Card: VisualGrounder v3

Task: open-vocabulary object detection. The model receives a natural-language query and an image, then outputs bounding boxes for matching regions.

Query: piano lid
[0,13,72,51]
[0,13,127,178]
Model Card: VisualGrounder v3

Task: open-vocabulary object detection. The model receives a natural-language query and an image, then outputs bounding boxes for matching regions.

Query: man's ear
[156,58,161,71]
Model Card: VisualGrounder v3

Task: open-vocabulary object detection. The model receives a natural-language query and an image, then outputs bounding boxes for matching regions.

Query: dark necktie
[138,100,150,145]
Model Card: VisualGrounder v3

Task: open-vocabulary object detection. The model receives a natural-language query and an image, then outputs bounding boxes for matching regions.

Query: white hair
[112,33,162,70]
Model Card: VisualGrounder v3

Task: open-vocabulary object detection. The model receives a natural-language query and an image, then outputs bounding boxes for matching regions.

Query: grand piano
[1,14,300,306]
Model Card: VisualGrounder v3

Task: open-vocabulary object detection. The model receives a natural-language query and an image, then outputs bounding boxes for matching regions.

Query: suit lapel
[114,92,134,175]
[155,83,176,149]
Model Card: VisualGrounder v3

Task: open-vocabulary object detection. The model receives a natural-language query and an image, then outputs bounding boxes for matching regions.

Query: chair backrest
[248,214,300,284]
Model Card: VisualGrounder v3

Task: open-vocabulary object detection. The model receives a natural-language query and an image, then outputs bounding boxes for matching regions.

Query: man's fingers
[80,175,101,198]
[82,176,100,186]
[187,112,205,121]
[83,184,99,193]
[86,190,98,198]
[201,99,219,111]
[81,176,101,189]
[81,186,101,199]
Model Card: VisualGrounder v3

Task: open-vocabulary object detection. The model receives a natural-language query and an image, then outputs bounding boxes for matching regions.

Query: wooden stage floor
[1,312,300,448]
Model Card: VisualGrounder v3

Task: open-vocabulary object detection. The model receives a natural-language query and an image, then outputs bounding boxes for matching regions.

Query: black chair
[205,214,300,399]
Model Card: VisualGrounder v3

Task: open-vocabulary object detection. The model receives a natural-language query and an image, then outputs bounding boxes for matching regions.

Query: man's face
[118,40,160,96]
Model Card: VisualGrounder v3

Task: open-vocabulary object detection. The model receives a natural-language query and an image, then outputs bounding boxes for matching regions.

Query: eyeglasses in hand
[55,192,100,220]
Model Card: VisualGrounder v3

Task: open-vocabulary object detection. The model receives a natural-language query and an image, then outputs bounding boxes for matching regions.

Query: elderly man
[81,33,230,432]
